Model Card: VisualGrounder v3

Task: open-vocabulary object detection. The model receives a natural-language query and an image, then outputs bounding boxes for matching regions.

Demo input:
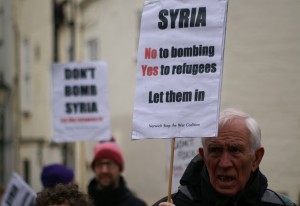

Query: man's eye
[229,146,241,154]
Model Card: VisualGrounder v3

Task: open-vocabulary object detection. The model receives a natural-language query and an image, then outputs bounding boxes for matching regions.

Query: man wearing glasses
[88,141,146,206]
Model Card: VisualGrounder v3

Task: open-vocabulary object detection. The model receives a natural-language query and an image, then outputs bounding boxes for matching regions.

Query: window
[23,159,31,184]
[86,39,98,60]
[21,38,31,114]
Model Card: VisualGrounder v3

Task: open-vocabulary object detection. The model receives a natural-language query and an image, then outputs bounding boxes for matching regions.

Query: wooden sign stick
[167,138,176,203]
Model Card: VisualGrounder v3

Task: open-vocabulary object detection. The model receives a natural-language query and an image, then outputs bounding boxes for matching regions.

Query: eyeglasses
[94,161,118,169]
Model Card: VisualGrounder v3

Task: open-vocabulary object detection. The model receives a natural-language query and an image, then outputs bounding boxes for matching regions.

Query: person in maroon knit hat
[88,140,146,206]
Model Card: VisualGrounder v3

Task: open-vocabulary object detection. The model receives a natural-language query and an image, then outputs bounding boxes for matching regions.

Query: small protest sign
[166,138,202,192]
[52,61,111,142]
[0,173,36,206]
[132,0,228,139]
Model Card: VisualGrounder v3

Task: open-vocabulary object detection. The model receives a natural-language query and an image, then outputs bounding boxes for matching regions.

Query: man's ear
[252,147,264,172]
[199,147,205,160]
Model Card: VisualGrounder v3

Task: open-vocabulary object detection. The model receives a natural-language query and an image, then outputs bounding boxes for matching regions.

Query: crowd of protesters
[0,109,298,206]
[32,138,146,206]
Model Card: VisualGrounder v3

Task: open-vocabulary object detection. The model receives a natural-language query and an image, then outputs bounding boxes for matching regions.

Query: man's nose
[100,164,109,172]
[218,153,233,168]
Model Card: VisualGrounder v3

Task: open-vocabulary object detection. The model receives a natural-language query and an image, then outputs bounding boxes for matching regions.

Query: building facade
[0,0,299,204]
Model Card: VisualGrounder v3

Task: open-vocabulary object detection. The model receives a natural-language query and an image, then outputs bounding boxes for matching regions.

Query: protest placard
[52,61,111,142]
[132,0,228,139]
[166,138,202,192]
[0,173,35,206]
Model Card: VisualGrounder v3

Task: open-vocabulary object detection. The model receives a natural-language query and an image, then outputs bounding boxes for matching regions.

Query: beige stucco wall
[18,0,53,139]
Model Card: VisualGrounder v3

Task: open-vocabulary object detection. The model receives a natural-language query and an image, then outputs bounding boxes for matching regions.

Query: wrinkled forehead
[204,136,249,147]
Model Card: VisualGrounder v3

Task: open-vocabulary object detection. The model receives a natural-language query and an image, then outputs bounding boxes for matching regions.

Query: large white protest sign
[52,61,111,142]
[0,172,36,206]
[166,138,202,192]
[132,0,228,139]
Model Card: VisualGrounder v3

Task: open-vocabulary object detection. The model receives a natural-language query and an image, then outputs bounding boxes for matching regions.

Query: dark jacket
[153,155,297,206]
[88,176,147,206]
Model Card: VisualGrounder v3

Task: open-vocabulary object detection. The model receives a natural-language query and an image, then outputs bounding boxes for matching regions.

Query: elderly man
[154,108,297,206]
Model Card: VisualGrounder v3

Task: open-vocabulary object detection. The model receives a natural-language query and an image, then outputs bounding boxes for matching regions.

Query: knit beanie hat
[41,164,74,188]
[91,142,124,172]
